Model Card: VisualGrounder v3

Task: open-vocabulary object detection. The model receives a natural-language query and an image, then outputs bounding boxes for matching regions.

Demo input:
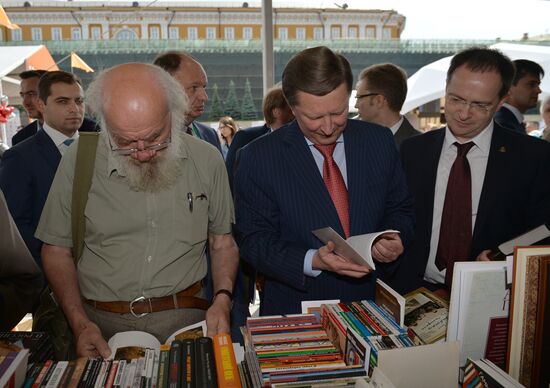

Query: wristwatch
[214,289,234,305]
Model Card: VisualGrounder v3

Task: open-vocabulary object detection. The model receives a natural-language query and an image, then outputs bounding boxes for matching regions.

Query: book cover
[404,287,448,345]
[447,261,509,368]
[212,333,242,388]
[167,341,182,388]
[375,279,405,327]
[0,348,29,388]
[507,246,550,387]
[195,337,217,388]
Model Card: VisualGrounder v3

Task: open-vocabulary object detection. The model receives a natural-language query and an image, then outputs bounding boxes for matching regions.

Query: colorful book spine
[167,341,182,388]
[213,333,242,388]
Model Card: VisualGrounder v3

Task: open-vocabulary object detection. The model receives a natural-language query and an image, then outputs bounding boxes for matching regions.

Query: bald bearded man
[36,63,238,358]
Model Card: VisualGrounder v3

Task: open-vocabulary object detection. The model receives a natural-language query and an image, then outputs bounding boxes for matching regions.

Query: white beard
[114,131,183,193]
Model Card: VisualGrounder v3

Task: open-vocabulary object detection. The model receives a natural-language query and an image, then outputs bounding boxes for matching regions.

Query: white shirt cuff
[304,249,323,277]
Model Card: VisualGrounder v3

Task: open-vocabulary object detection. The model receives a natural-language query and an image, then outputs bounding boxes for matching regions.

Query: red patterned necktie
[435,141,475,288]
[314,143,350,238]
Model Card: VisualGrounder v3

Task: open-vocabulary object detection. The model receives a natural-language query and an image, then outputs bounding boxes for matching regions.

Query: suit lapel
[414,129,445,238]
[35,130,61,169]
[282,124,343,233]
[473,126,507,244]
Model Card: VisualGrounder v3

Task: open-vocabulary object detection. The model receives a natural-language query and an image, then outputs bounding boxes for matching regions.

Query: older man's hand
[206,293,232,337]
[74,320,111,359]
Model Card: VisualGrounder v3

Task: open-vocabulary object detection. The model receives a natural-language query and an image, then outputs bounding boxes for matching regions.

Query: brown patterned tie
[435,141,475,288]
[314,143,350,238]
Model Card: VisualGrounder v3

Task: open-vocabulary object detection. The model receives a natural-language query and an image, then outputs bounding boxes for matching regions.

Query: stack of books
[0,331,54,366]
[320,301,412,374]
[18,332,241,388]
[241,314,366,387]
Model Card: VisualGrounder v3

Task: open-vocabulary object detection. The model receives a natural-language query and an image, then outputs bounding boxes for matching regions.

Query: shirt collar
[444,120,493,156]
[389,116,405,136]
[502,103,524,124]
[305,132,345,147]
[42,122,78,147]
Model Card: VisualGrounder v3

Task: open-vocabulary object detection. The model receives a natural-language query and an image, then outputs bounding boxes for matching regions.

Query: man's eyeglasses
[355,92,380,100]
[109,134,171,156]
[446,95,492,114]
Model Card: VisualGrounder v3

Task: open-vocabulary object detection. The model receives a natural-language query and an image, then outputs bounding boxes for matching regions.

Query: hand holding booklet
[312,227,400,270]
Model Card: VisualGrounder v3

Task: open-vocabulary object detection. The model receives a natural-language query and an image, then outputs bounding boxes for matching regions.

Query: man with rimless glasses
[35,63,238,358]
[390,48,550,294]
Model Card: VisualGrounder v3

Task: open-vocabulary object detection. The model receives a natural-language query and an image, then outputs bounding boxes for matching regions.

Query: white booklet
[312,227,400,270]
[107,320,207,358]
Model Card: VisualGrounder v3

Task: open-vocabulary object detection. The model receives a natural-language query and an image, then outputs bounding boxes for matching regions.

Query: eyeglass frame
[445,94,494,113]
[108,133,172,156]
[355,92,380,100]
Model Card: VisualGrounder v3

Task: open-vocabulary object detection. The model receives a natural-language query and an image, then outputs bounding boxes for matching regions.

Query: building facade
[1,1,406,43]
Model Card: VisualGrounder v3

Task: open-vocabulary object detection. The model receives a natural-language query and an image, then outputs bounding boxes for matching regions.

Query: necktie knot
[314,143,337,159]
[454,141,474,157]
[63,138,74,146]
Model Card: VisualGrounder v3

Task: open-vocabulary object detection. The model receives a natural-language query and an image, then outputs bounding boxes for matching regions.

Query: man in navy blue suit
[234,46,414,316]
[154,52,221,152]
[494,59,544,134]
[391,48,550,294]
[225,85,294,190]
[0,71,85,270]
[12,70,96,146]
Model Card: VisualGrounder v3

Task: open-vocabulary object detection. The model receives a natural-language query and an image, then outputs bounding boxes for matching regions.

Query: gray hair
[86,63,189,133]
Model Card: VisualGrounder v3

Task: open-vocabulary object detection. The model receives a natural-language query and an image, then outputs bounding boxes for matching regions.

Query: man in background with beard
[35,63,238,358]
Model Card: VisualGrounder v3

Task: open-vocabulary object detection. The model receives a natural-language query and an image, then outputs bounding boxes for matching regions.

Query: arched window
[114,29,137,40]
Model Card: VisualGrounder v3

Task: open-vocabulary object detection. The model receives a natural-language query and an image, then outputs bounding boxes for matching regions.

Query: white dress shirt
[389,116,405,136]
[42,123,79,156]
[303,133,347,277]
[424,123,493,284]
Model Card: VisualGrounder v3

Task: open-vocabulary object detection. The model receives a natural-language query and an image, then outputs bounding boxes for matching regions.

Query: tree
[208,83,224,121]
[224,80,241,119]
[240,78,257,120]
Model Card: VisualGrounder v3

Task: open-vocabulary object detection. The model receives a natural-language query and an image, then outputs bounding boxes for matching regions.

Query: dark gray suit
[391,123,550,294]
[0,130,62,269]
[394,117,421,147]
[494,106,525,134]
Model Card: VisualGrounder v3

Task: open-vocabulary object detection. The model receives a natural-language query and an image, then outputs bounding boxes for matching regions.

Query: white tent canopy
[0,45,58,105]
[402,43,550,114]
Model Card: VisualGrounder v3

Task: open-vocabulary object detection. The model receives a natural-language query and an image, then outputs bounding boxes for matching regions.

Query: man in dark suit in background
[154,52,222,152]
[12,70,47,146]
[355,63,421,147]
[234,46,414,315]
[391,48,550,294]
[12,70,96,146]
[494,59,544,134]
[225,85,294,190]
[0,71,85,269]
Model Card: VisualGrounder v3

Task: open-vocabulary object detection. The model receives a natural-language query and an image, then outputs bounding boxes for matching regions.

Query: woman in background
[218,116,239,160]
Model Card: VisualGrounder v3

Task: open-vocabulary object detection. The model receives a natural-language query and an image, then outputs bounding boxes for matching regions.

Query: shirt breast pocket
[174,190,210,247]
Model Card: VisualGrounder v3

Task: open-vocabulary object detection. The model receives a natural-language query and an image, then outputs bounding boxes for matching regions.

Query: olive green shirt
[36,130,233,301]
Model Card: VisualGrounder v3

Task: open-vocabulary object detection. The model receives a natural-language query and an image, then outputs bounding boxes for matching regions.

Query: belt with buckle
[84,281,210,317]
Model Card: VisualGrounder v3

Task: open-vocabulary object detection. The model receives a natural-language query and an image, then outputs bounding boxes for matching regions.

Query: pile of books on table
[240,314,369,387]
[11,331,241,388]
[0,331,54,388]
